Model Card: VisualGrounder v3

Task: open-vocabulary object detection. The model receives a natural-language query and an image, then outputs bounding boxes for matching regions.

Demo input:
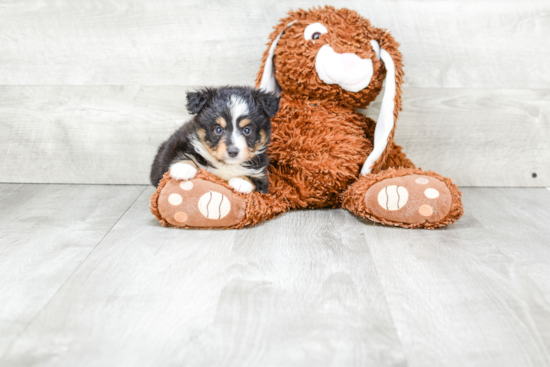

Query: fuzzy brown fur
[151,6,464,229]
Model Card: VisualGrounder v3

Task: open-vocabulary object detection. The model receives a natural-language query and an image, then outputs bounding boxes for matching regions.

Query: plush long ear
[256,21,297,96]
[186,88,214,115]
[361,31,404,175]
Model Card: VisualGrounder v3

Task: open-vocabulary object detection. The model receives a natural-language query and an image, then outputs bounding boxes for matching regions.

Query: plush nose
[340,53,360,70]
[227,146,239,157]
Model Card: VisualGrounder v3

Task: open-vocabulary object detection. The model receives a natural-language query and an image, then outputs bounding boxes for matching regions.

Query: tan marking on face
[255,130,267,150]
[197,128,212,148]
[239,118,251,128]
[246,129,268,161]
[216,116,227,128]
[243,147,254,161]
[198,128,226,162]
[213,140,227,161]
[197,128,206,140]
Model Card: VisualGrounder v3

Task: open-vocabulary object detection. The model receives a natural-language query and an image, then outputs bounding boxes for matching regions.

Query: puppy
[150,86,278,193]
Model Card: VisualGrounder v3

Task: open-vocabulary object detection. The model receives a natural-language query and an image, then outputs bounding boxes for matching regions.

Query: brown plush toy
[151,6,464,229]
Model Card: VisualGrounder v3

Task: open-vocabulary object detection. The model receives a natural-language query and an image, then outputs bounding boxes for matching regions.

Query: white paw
[170,162,197,181]
[228,177,254,194]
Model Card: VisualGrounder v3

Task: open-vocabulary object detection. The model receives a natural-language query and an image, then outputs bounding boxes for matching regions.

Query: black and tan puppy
[150,86,278,193]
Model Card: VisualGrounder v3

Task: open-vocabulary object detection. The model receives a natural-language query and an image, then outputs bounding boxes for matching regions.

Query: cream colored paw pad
[168,193,183,205]
[424,188,439,199]
[180,181,194,190]
[377,185,408,210]
[198,191,231,219]
[415,177,429,185]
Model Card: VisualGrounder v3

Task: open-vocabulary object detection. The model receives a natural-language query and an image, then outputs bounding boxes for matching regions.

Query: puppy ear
[254,89,280,117]
[255,20,297,96]
[361,31,404,175]
[186,89,213,115]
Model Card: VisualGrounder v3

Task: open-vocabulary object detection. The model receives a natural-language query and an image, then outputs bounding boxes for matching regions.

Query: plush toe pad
[157,178,246,227]
[365,174,452,225]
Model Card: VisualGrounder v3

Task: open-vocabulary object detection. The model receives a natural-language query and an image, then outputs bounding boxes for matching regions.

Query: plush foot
[342,169,463,229]
[365,174,453,225]
[152,176,246,228]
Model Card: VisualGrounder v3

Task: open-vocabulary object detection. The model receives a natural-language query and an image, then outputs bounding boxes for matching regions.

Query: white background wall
[0,0,548,186]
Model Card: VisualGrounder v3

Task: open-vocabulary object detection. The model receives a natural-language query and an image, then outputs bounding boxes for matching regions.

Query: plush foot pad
[156,178,246,228]
[365,174,452,225]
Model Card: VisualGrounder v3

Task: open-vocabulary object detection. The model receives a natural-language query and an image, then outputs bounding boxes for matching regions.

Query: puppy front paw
[170,162,197,181]
[228,177,254,194]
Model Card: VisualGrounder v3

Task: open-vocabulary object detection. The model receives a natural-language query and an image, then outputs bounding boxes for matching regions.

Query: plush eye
[243,127,251,136]
[214,126,224,135]
[304,22,328,41]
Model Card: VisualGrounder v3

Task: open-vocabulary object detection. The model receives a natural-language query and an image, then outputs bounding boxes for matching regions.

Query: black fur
[150,86,278,193]
[186,88,214,115]
[253,88,279,117]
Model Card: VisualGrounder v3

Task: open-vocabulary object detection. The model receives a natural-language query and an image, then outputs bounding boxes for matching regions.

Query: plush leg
[380,141,415,171]
[341,168,464,229]
[150,169,302,229]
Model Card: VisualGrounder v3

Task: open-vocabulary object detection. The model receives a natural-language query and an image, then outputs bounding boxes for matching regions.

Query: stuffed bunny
[151,6,464,229]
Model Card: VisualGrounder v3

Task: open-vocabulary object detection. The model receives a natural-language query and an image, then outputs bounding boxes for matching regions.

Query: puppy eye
[214,126,224,135]
[304,22,328,41]
[243,127,251,136]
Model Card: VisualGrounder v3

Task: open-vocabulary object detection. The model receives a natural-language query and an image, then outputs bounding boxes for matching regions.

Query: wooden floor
[0,185,549,367]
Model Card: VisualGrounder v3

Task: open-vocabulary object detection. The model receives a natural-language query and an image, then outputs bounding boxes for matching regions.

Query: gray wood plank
[0,188,406,367]
[459,188,550,300]
[178,209,406,366]
[0,184,144,359]
[365,89,550,187]
[0,0,548,88]
[0,86,188,185]
[365,188,550,367]
[1,86,548,186]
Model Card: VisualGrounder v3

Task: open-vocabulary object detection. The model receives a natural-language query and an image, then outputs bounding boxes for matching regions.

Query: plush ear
[186,88,214,115]
[254,89,280,117]
[361,31,404,175]
[255,21,297,96]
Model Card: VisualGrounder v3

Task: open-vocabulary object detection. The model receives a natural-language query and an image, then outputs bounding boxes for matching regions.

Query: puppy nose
[227,146,239,157]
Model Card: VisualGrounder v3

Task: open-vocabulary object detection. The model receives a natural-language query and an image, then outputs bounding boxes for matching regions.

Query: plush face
[257,6,403,110]
[186,87,278,165]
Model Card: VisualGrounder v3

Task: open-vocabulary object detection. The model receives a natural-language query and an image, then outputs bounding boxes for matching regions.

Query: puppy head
[186,86,277,165]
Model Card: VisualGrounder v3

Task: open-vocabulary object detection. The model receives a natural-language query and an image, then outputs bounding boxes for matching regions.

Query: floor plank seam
[485,229,550,364]
[0,185,147,363]
[362,228,412,367]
